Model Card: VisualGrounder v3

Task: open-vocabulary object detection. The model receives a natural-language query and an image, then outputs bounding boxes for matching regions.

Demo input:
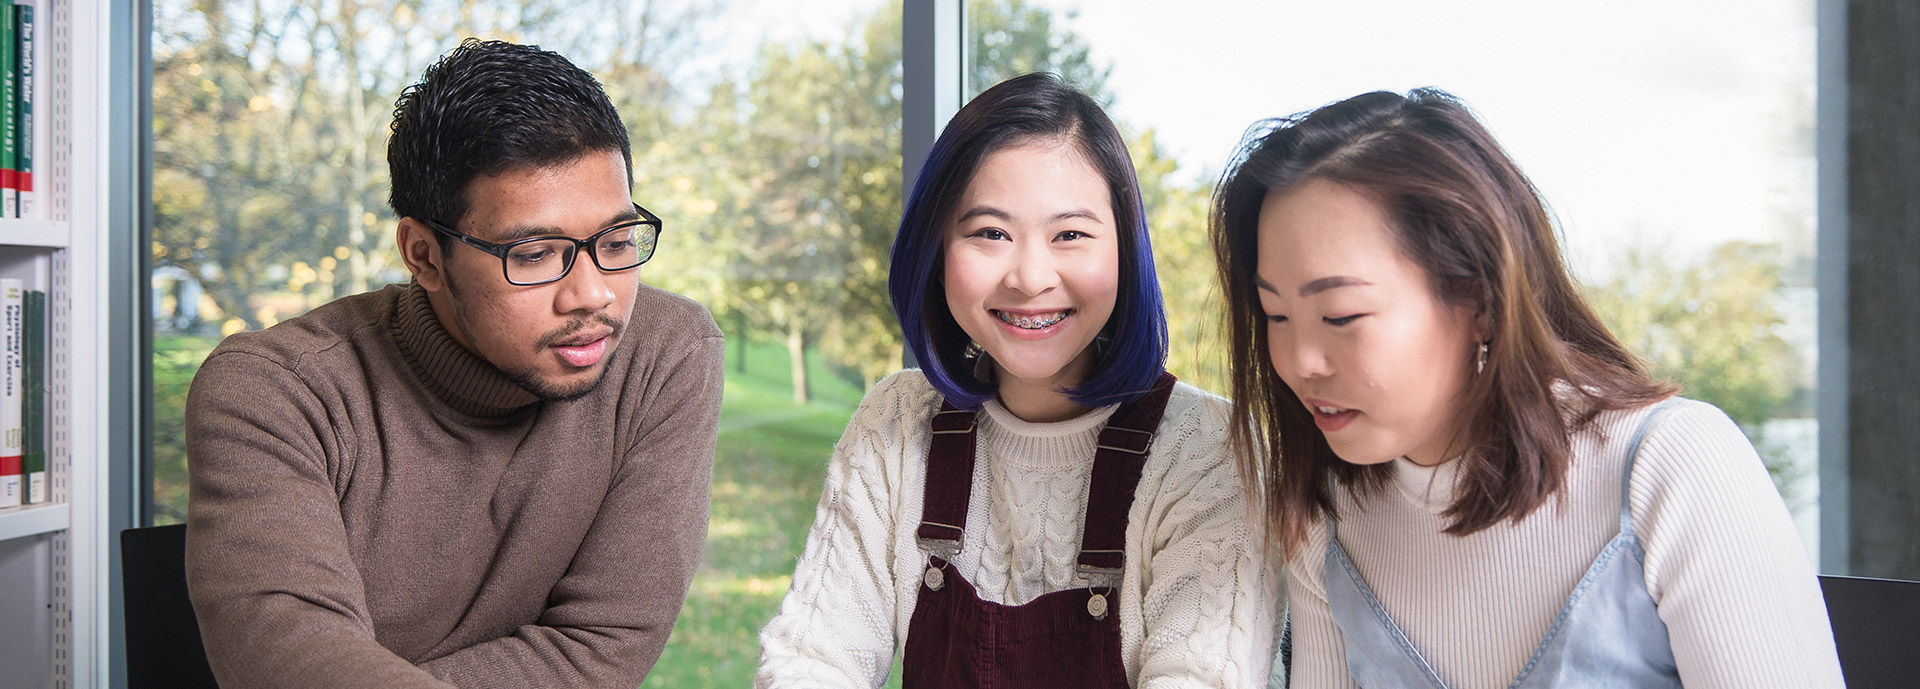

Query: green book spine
[0,9,14,218]
[21,289,40,503]
[14,2,30,219]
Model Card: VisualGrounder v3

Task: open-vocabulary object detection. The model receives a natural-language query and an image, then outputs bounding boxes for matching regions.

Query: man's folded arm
[419,332,725,687]
[185,350,453,689]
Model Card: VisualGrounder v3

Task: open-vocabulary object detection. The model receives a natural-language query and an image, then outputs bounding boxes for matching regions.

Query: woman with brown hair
[1211,88,1841,688]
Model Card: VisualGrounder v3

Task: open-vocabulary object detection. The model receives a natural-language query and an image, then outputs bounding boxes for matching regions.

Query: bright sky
[682,0,886,84]
[689,0,1817,277]
[1029,0,1817,277]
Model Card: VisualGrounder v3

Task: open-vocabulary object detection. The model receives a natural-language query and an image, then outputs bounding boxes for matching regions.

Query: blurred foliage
[661,2,909,402]
[150,0,705,331]
[965,0,1109,101]
[1134,129,1230,395]
[1586,241,1800,428]
[1584,241,1806,494]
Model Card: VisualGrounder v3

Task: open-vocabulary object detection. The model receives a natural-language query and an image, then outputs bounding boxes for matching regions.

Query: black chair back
[121,523,219,689]
[1821,573,1920,689]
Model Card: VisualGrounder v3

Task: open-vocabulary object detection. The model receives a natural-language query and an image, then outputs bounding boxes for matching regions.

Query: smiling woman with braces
[755,73,1283,689]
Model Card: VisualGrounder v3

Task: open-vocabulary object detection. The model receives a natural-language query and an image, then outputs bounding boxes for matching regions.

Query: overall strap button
[1086,592,1109,620]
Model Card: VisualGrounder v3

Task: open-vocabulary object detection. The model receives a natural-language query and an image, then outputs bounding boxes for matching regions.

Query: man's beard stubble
[445,271,627,402]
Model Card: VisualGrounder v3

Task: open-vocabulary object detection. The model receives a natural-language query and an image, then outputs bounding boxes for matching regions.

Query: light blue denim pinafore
[1324,399,1685,689]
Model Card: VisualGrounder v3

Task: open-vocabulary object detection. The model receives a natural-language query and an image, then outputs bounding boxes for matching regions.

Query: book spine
[0,278,19,508]
[0,10,15,219]
[21,289,39,503]
[13,1,29,219]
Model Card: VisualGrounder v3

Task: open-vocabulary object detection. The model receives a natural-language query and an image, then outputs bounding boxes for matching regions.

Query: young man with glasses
[183,39,723,688]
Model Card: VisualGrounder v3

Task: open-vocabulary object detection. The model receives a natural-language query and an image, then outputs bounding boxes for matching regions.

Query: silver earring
[971,348,996,383]
[1476,341,1490,375]
[961,341,996,383]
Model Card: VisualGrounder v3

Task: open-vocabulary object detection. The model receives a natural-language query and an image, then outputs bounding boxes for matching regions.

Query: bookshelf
[0,0,116,686]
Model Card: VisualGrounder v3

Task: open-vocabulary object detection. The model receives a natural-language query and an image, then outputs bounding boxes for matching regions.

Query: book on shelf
[0,3,15,220]
[13,0,31,219]
[21,288,40,503]
[0,278,18,508]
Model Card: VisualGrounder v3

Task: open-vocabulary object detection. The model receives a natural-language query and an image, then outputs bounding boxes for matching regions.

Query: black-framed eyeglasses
[420,203,664,286]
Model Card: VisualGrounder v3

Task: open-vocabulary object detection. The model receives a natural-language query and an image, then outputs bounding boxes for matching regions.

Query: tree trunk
[337,0,374,295]
[734,311,748,374]
[787,319,810,405]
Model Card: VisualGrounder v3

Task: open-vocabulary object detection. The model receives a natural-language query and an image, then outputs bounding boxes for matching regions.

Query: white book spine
[0,278,19,508]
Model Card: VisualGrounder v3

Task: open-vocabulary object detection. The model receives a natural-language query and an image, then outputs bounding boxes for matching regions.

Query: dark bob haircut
[1210,88,1673,554]
[889,72,1168,409]
[388,38,632,235]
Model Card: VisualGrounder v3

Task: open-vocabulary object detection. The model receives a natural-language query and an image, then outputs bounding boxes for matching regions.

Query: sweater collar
[388,283,541,420]
[979,397,1120,438]
[1389,455,1463,515]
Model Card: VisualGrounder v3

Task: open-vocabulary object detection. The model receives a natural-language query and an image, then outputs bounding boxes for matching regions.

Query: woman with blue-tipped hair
[755,73,1281,688]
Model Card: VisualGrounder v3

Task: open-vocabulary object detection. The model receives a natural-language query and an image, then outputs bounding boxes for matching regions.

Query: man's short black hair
[388,38,632,232]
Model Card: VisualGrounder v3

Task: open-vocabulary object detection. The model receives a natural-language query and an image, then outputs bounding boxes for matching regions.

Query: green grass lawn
[152,333,225,524]
[645,337,874,687]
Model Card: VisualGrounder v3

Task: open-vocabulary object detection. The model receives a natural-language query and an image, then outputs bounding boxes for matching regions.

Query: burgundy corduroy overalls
[901,372,1177,689]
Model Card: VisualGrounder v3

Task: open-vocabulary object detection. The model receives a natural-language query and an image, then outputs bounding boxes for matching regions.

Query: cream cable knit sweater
[757,370,1282,688]
[1286,398,1844,689]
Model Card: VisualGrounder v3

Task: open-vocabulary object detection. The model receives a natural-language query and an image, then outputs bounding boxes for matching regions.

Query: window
[967,0,1823,558]
[139,0,1919,685]
[149,1,898,684]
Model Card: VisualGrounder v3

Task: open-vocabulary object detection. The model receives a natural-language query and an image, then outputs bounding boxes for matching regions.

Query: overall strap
[917,401,978,560]
[1077,372,1179,577]
[1617,398,1682,534]
[1323,473,1348,544]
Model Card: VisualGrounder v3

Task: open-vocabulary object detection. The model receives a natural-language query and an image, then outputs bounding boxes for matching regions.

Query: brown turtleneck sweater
[184,282,723,688]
